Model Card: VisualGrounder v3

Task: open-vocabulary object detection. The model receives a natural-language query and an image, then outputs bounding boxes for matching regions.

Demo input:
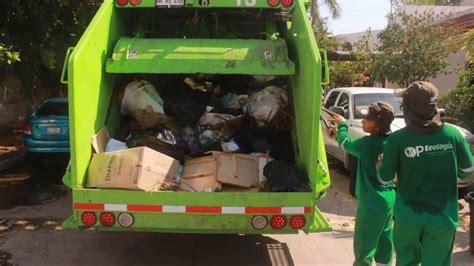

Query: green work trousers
[393,222,456,266]
[353,206,394,266]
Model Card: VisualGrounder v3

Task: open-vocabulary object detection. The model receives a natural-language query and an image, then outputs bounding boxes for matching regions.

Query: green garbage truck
[61,0,331,234]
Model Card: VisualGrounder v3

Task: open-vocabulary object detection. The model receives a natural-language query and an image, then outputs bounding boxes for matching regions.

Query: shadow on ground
[1,231,294,266]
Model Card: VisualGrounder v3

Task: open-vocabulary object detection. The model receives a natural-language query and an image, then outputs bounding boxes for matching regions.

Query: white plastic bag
[248,86,288,126]
[121,80,164,115]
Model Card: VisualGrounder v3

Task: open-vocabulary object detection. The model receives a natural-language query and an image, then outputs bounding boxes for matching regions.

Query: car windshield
[36,102,69,116]
[353,93,403,119]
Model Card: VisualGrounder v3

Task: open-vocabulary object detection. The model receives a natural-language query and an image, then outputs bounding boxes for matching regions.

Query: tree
[310,0,341,31]
[329,31,376,88]
[372,11,460,87]
[0,0,101,98]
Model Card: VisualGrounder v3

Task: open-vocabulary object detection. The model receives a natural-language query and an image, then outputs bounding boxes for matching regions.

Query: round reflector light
[130,0,141,6]
[281,0,294,7]
[117,0,128,6]
[267,0,280,7]
[99,212,116,227]
[251,215,268,230]
[81,212,97,227]
[118,213,134,228]
[270,215,288,229]
[289,215,306,229]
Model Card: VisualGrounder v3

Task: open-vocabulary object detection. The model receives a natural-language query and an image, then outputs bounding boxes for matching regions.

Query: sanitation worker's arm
[455,132,474,180]
[378,136,398,184]
[334,118,366,158]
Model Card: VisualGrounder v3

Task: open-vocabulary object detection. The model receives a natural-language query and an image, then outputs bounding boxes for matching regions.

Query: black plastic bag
[263,161,312,192]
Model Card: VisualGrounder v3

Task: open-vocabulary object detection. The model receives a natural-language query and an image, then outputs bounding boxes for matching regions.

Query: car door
[321,90,341,159]
[331,92,351,161]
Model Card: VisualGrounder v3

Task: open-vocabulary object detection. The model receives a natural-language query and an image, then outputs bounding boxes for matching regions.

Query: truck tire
[349,155,357,198]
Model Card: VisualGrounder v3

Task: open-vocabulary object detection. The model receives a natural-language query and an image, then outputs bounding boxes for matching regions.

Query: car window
[353,93,403,119]
[325,91,340,108]
[36,102,69,116]
[336,93,349,109]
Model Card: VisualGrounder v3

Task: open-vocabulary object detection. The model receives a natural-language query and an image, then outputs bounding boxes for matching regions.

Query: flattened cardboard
[180,156,220,192]
[216,153,258,188]
[91,127,110,153]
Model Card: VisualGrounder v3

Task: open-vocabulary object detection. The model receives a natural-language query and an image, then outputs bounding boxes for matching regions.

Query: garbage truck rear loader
[61,0,331,234]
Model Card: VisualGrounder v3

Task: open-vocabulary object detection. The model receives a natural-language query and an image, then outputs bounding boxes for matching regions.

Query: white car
[321,87,474,196]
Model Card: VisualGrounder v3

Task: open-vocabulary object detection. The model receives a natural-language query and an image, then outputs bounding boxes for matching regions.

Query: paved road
[0,164,472,265]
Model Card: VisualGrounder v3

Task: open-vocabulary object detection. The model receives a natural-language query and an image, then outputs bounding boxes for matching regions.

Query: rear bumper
[63,188,331,234]
[24,136,70,153]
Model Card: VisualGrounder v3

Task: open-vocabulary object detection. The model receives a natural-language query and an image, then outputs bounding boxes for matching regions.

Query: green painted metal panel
[66,188,330,233]
[67,0,127,187]
[106,38,295,75]
[116,0,295,9]
[283,0,331,195]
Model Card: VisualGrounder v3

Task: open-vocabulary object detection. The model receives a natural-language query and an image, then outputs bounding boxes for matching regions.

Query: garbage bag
[180,126,202,157]
[133,106,178,131]
[198,113,237,127]
[126,129,185,162]
[217,93,249,110]
[199,129,230,149]
[121,80,164,115]
[263,161,311,192]
[246,86,289,127]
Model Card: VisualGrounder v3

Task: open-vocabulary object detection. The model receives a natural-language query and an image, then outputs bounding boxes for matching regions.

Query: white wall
[461,0,474,6]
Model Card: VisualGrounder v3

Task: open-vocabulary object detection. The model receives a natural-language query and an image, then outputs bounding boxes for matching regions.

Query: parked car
[321,87,474,196]
[23,97,70,153]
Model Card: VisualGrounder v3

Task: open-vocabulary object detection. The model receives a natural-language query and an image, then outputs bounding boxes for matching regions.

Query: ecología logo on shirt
[404,143,454,158]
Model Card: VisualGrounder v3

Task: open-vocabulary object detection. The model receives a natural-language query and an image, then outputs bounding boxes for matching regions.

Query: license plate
[47,127,61,135]
[156,0,184,7]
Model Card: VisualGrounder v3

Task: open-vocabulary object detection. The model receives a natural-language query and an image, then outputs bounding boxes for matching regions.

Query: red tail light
[270,215,287,229]
[99,212,116,227]
[117,0,128,6]
[81,212,97,227]
[289,215,306,229]
[22,121,31,135]
[281,0,294,7]
[130,0,141,5]
[267,0,280,7]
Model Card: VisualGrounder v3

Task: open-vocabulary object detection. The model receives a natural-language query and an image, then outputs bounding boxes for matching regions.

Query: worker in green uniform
[378,81,474,266]
[330,101,396,266]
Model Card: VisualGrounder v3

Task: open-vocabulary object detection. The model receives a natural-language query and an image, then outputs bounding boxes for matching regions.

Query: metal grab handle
[320,49,330,86]
[60,47,74,85]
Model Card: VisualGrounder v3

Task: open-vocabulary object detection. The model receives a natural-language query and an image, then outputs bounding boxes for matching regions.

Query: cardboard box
[180,156,221,192]
[87,127,179,191]
[215,153,259,188]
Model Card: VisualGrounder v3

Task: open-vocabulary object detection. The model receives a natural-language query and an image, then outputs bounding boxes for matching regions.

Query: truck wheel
[349,155,357,198]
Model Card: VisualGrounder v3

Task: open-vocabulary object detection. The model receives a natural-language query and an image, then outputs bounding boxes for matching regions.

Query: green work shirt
[337,123,396,211]
[379,124,474,228]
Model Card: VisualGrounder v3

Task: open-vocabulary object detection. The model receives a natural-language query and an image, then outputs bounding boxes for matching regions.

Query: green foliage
[313,18,338,51]
[329,31,375,88]
[463,29,474,61]
[439,66,474,131]
[0,43,20,66]
[373,11,460,87]
[0,0,101,96]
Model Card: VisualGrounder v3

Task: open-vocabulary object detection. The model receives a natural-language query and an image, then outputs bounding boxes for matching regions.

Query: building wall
[461,0,474,6]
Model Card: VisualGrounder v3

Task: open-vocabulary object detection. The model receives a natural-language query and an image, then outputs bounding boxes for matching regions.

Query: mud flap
[62,214,79,229]
[304,205,331,233]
